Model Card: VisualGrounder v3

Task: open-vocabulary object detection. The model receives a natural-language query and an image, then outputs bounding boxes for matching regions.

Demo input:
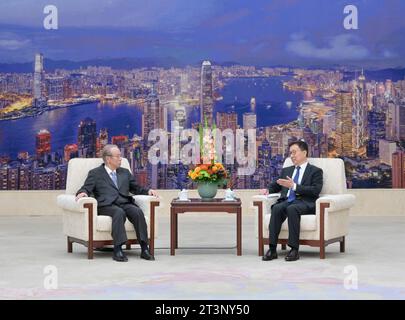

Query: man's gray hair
[101,144,119,162]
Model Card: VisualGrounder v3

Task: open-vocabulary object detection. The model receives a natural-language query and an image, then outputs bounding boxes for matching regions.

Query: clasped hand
[277,176,294,189]
[259,176,294,195]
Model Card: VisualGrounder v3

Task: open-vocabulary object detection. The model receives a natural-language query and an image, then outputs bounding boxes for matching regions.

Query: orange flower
[216,163,224,170]
[189,161,228,182]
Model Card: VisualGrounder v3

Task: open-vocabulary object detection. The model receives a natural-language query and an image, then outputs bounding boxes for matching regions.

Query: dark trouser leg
[121,203,149,249]
[269,201,289,248]
[98,205,128,246]
[286,201,312,250]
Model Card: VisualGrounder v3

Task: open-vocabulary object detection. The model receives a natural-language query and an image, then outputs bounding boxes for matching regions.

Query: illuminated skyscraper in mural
[64,144,78,162]
[392,151,405,188]
[335,91,353,157]
[142,91,165,139]
[33,53,46,107]
[46,76,64,100]
[36,129,51,158]
[386,101,400,141]
[97,128,108,156]
[200,60,213,126]
[77,118,97,158]
[367,110,386,158]
[353,70,367,156]
[399,102,405,140]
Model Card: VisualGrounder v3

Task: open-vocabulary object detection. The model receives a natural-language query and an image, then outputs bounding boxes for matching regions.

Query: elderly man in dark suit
[260,140,323,261]
[76,144,158,262]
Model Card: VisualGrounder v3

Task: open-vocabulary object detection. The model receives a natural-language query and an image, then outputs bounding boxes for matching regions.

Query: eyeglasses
[109,155,122,159]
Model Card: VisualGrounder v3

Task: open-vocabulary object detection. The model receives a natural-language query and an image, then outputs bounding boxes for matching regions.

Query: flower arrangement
[188,117,229,189]
[188,162,228,183]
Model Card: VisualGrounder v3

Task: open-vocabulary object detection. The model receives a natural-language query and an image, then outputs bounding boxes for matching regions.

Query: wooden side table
[170,198,242,256]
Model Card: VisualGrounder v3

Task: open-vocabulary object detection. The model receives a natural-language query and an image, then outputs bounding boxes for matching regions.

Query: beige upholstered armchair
[251,158,355,259]
[57,158,160,259]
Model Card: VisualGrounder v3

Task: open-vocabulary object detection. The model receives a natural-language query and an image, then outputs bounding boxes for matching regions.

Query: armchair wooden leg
[254,201,264,256]
[126,243,131,250]
[320,245,325,259]
[319,203,328,259]
[149,237,154,256]
[87,244,94,259]
[85,203,94,259]
[149,200,158,257]
[340,237,345,253]
[175,214,178,249]
[67,237,73,253]
[281,244,287,250]
[259,237,264,257]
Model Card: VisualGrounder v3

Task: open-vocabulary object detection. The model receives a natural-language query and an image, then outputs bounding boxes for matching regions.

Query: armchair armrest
[251,193,280,257]
[316,194,356,212]
[132,195,161,214]
[251,194,280,212]
[252,194,281,200]
[57,194,98,245]
[57,194,97,213]
[132,195,160,247]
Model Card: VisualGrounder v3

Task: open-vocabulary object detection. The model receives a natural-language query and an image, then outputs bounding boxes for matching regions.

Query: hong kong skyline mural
[1,0,405,190]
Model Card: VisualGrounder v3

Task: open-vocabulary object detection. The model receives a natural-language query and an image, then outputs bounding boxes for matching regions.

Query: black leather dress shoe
[112,248,128,262]
[140,249,155,261]
[262,249,278,261]
[285,248,299,261]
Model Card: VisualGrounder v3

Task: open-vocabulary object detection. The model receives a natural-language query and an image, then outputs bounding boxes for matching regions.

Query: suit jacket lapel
[101,164,118,190]
[116,169,124,190]
[281,166,295,197]
[286,166,295,180]
[300,163,312,186]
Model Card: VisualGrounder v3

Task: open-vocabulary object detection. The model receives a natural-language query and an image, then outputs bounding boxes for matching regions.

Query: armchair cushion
[263,214,317,231]
[96,215,149,232]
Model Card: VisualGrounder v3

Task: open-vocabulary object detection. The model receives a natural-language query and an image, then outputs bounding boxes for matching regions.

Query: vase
[197,181,218,200]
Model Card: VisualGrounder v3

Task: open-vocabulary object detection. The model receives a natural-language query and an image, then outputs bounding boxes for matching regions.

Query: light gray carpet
[0,214,404,299]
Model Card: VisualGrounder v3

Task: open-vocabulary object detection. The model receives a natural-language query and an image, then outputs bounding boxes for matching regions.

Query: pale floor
[0,214,404,300]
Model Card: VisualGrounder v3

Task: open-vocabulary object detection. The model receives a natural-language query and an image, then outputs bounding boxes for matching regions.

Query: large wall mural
[1,0,405,190]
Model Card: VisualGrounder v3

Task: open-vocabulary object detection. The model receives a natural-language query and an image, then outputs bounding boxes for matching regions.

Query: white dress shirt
[286,161,308,198]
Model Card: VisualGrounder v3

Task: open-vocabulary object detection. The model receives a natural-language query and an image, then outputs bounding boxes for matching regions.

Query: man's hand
[259,189,269,195]
[148,189,158,197]
[276,176,295,189]
[75,192,88,201]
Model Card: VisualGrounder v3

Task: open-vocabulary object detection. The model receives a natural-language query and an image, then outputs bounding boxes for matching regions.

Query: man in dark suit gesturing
[260,140,323,261]
[76,144,158,262]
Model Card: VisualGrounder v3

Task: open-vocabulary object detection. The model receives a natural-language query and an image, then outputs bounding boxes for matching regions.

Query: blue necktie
[110,171,118,188]
[287,166,301,203]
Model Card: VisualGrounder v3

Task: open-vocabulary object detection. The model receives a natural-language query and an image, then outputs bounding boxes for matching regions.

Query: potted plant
[188,162,228,199]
